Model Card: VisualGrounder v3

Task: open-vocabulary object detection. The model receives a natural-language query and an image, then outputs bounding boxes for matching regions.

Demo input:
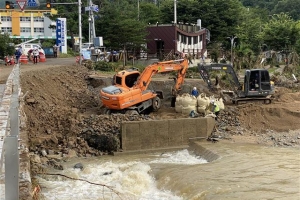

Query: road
[0,57,76,84]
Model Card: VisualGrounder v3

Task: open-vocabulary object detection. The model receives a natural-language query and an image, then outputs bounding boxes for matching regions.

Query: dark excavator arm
[197,63,241,90]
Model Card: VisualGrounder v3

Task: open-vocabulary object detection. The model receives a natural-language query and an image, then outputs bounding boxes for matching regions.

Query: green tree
[159,0,244,42]
[236,7,265,54]
[258,13,298,51]
[139,2,161,24]
[97,0,148,51]
[272,0,300,21]
[0,33,15,59]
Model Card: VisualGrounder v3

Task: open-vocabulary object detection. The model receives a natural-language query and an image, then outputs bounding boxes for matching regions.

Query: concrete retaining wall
[121,117,215,151]
[188,141,219,162]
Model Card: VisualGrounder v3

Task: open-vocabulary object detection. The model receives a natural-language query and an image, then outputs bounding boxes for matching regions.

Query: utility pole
[228,36,237,66]
[88,0,96,44]
[79,0,82,64]
[174,0,177,24]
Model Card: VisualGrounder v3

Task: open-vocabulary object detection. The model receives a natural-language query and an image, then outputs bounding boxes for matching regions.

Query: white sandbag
[215,98,225,110]
[176,95,183,106]
[197,106,206,114]
[175,104,182,113]
[205,113,216,118]
[182,94,197,107]
[197,93,210,107]
[182,105,197,115]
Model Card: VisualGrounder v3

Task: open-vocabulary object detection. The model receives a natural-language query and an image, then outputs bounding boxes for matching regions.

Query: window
[21,27,31,33]
[34,28,44,33]
[188,37,192,45]
[34,17,44,22]
[182,35,186,44]
[1,16,11,21]
[115,76,122,85]
[193,36,198,44]
[1,27,12,33]
[20,17,31,22]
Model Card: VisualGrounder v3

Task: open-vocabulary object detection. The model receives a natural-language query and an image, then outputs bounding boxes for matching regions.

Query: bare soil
[1,58,300,158]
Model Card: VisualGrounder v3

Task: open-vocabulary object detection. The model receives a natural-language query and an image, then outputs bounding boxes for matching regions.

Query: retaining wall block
[168,119,184,145]
[121,121,141,151]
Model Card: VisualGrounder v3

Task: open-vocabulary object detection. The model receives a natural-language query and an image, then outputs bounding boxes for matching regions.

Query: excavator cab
[243,69,271,97]
[114,69,140,89]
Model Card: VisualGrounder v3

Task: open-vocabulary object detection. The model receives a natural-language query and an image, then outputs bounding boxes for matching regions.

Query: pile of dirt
[20,65,300,167]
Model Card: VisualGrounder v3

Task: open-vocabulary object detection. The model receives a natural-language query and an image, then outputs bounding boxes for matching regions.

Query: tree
[272,0,300,21]
[0,33,15,59]
[159,0,244,43]
[139,2,161,24]
[236,7,265,54]
[258,13,298,51]
[96,0,148,51]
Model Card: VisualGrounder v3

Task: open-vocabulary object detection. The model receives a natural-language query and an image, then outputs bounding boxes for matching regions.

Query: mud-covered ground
[1,58,300,170]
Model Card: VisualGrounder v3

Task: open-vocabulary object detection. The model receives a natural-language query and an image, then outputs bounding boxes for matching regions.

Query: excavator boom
[135,59,189,94]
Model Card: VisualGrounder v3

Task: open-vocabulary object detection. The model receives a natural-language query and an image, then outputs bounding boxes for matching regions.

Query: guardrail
[0,64,20,200]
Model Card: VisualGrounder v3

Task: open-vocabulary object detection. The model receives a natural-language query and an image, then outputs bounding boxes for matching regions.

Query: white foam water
[38,150,207,200]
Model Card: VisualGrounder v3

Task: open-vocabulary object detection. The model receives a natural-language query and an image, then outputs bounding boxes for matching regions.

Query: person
[210,99,220,120]
[4,55,11,66]
[53,44,58,58]
[191,87,199,97]
[32,47,39,64]
[14,48,22,64]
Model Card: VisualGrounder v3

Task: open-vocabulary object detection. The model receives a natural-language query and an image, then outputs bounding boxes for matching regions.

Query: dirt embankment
[16,63,300,171]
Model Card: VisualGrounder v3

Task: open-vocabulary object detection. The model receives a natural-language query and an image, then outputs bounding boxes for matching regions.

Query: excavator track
[233,97,272,105]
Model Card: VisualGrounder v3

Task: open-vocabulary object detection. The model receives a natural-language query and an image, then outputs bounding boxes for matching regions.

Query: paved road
[0,57,76,84]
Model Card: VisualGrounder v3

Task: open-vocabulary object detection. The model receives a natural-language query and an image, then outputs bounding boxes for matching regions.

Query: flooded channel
[37,142,300,200]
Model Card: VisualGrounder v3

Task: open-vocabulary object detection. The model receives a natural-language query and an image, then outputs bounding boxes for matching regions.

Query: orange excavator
[100,58,189,114]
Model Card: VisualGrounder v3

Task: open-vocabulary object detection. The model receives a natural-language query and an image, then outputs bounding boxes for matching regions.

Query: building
[146,20,210,60]
[0,9,57,40]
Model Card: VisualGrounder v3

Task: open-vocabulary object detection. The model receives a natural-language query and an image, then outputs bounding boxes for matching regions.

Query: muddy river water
[37,142,300,200]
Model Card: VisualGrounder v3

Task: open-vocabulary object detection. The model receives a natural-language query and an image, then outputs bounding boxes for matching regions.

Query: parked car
[17,43,45,56]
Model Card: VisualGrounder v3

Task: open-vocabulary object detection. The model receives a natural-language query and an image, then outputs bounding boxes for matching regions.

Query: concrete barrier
[121,117,215,151]
[188,141,220,162]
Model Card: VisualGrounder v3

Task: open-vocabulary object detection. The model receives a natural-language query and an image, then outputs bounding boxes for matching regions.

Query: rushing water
[37,143,300,200]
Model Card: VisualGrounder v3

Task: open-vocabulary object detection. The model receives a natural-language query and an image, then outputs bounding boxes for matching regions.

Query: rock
[47,154,62,161]
[67,149,78,158]
[51,135,59,144]
[74,163,84,170]
[41,149,47,157]
[67,140,75,148]
[26,98,36,104]
[31,154,41,164]
[48,149,54,155]
[40,157,49,165]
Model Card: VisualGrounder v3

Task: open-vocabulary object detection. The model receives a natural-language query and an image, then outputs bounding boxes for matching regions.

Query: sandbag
[182,94,197,107]
[205,113,216,118]
[175,104,182,113]
[197,106,206,114]
[215,98,225,110]
[182,105,197,115]
[197,93,210,108]
[175,95,183,106]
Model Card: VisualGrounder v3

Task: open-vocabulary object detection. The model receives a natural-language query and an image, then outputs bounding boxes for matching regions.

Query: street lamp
[227,36,237,66]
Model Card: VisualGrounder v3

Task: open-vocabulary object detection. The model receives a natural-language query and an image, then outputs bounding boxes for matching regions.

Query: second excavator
[100,59,189,114]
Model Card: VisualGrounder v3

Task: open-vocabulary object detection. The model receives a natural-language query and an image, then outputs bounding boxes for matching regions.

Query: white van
[18,43,45,56]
